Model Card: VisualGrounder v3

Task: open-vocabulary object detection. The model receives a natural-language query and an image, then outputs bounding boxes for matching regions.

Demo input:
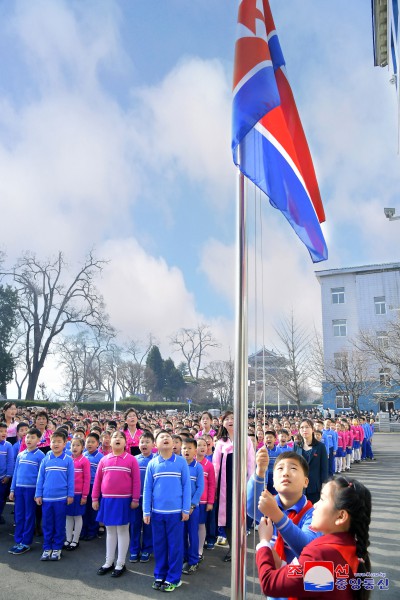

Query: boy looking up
[143,430,191,593]
[9,428,45,554]
[247,450,320,572]
[264,430,283,494]
[181,438,204,575]
[35,431,74,561]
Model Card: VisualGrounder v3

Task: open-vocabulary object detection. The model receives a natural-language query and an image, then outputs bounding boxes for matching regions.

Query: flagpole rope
[249,183,267,600]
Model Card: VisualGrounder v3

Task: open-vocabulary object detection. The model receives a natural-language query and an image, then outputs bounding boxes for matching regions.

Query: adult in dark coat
[293,418,328,504]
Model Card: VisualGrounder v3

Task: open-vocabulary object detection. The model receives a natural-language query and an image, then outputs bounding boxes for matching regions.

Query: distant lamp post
[113,364,118,412]
[384,207,400,221]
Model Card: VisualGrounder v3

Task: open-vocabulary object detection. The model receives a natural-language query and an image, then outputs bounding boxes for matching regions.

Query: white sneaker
[40,550,52,561]
[50,550,62,561]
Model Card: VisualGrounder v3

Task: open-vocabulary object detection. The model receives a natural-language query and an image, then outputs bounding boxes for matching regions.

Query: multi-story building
[372,1,399,109]
[315,262,400,412]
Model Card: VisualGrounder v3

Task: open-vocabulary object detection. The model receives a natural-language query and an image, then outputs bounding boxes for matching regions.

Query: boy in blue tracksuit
[143,430,191,593]
[360,417,373,460]
[35,430,74,561]
[81,432,102,540]
[9,427,45,554]
[129,431,154,563]
[12,422,29,461]
[264,430,285,494]
[323,419,337,476]
[181,438,204,574]
[0,422,14,524]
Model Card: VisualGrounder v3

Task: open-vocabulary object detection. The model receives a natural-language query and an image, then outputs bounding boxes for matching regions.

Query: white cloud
[131,57,235,209]
[98,237,201,353]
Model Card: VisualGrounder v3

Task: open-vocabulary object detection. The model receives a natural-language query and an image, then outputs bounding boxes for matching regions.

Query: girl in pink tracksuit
[196,438,216,558]
[335,422,346,473]
[342,422,353,471]
[65,437,91,550]
[351,419,364,463]
[92,431,140,577]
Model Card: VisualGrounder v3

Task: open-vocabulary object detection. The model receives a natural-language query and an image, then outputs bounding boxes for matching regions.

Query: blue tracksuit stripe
[143,453,191,516]
[35,451,74,501]
[11,448,45,491]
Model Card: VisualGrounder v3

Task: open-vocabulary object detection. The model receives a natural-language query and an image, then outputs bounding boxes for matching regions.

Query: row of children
[1,417,220,593]
[251,415,375,478]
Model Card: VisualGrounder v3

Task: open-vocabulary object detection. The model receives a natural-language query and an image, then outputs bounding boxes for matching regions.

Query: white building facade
[315,262,400,412]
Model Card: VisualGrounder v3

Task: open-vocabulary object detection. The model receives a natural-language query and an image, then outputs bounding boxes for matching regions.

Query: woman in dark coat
[293,418,328,503]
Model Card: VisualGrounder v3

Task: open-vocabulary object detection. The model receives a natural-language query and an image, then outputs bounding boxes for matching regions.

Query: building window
[331,287,345,304]
[374,296,386,315]
[336,393,350,409]
[379,368,391,387]
[333,319,347,337]
[334,352,348,370]
[377,331,389,349]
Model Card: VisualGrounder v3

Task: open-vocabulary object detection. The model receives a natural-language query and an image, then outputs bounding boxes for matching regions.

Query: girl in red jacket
[256,476,371,599]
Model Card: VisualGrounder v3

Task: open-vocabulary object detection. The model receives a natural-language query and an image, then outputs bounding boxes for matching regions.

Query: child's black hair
[182,437,197,448]
[155,429,171,441]
[27,427,42,438]
[16,422,29,432]
[332,476,372,599]
[264,429,276,438]
[0,422,8,429]
[140,430,155,443]
[86,432,100,443]
[51,430,67,442]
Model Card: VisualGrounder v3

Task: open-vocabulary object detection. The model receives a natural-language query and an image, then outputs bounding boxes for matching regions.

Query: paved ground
[0,433,399,600]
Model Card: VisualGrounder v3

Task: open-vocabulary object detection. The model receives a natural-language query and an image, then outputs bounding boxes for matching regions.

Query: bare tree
[273,312,312,410]
[311,333,376,415]
[56,329,116,402]
[1,251,110,400]
[356,321,400,386]
[117,336,155,397]
[170,324,220,380]
[205,358,234,408]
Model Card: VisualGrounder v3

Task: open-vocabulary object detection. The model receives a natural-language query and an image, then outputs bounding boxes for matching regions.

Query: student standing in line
[143,430,191,593]
[9,427,44,554]
[93,430,140,578]
[35,430,74,561]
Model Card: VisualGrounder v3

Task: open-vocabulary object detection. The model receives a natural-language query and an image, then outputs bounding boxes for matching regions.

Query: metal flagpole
[231,162,249,600]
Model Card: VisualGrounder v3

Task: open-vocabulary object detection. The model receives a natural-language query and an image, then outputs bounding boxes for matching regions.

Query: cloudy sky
[1,0,400,395]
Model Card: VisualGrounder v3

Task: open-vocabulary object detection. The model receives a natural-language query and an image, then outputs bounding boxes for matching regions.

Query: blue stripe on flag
[232,66,280,157]
[240,127,327,263]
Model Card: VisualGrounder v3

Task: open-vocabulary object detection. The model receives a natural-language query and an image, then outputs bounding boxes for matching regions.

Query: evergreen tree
[0,285,19,396]
[145,345,164,394]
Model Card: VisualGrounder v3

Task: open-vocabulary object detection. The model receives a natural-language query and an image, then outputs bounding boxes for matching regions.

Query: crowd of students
[0,401,375,597]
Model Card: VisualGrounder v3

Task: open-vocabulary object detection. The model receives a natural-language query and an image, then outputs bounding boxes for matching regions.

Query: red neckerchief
[274,499,313,561]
